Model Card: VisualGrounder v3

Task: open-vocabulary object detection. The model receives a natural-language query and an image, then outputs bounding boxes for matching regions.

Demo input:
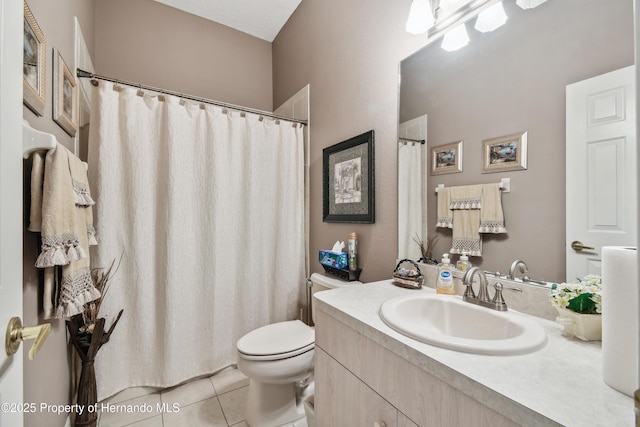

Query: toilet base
[245,379,305,427]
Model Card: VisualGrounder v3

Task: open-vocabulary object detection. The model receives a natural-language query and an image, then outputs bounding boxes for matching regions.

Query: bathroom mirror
[397,0,635,283]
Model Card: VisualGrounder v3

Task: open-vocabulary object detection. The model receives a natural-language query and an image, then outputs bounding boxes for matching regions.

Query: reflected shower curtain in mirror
[398,141,423,261]
[88,83,305,400]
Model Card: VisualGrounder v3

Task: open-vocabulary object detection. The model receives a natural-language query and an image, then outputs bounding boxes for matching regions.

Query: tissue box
[319,250,348,269]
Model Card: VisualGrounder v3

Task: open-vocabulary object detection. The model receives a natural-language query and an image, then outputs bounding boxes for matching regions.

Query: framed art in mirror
[23,1,46,116]
[323,130,375,223]
[53,48,78,136]
[430,140,462,175]
[482,131,528,173]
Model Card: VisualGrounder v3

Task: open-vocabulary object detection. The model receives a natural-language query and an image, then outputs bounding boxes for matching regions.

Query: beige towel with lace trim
[479,183,507,233]
[438,184,507,256]
[436,187,453,228]
[449,185,483,256]
[30,143,100,318]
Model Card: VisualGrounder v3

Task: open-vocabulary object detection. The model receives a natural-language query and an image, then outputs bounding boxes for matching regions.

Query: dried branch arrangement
[413,234,439,264]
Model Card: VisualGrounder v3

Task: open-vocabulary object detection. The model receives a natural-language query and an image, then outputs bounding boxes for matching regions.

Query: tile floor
[97,367,308,427]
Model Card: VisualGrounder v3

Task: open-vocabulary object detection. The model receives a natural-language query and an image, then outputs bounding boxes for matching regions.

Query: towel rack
[23,120,88,170]
[23,119,56,159]
[435,177,511,193]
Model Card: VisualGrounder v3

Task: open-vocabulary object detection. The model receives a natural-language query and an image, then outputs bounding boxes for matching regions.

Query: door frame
[0,0,26,426]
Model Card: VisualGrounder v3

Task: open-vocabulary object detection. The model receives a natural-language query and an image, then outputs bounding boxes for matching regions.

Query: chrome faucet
[508,259,529,280]
[462,267,507,311]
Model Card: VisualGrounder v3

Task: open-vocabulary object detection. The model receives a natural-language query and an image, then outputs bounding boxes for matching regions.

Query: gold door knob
[570,241,595,252]
[5,317,51,360]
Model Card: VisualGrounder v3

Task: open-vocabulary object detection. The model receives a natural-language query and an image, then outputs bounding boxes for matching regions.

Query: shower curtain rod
[398,137,425,144]
[76,69,308,126]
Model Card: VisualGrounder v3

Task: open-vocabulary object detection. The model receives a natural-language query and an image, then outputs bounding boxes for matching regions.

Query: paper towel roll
[602,246,638,397]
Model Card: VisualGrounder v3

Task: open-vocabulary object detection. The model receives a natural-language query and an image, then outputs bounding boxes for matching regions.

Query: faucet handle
[463,281,476,299]
[492,282,508,311]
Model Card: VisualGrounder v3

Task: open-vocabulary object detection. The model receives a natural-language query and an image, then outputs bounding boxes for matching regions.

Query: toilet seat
[237,320,315,361]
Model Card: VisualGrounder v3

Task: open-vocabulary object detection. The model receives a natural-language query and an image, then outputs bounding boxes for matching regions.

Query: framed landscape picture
[430,141,462,175]
[23,2,46,116]
[323,130,375,223]
[53,48,78,136]
[482,132,528,173]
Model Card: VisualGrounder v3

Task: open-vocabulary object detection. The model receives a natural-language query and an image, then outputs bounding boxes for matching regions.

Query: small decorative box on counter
[319,250,348,270]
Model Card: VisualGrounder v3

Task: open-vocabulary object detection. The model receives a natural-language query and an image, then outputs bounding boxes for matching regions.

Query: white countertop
[314,279,633,427]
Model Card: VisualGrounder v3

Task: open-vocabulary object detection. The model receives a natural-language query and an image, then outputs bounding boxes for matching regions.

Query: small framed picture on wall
[53,48,78,136]
[430,141,463,175]
[23,1,46,116]
[482,132,528,173]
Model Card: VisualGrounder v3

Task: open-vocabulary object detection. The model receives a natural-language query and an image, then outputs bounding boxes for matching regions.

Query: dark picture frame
[323,130,375,223]
[23,1,46,116]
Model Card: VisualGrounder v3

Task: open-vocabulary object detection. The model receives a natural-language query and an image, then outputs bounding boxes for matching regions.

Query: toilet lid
[237,320,315,358]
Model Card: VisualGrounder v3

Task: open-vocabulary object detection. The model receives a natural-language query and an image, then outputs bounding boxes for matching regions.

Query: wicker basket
[392,259,424,289]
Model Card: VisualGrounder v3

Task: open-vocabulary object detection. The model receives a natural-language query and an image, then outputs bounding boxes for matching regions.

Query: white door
[566,65,637,281]
[0,0,25,426]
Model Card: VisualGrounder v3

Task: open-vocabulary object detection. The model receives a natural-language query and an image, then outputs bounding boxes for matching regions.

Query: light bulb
[475,2,508,33]
[406,0,435,35]
[515,0,549,10]
[441,23,470,51]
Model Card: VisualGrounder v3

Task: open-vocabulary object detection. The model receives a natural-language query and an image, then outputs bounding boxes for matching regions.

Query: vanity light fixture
[474,1,507,33]
[441,23,470,51]
[406,0,435,35]
[515,0,549,9]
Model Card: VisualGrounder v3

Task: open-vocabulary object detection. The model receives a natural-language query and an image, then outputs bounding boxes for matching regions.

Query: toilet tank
[310,272,362,323]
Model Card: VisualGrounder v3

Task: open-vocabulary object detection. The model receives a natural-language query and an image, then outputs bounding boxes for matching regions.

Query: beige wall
[22,2,96,426]
[272,0,430,282]
[94,0,273,112]
[400,0,634,282]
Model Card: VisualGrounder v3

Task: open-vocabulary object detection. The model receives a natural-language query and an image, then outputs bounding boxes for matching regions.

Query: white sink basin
[379,294,547,355]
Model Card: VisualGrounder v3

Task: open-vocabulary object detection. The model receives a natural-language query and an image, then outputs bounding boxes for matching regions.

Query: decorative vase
[555,307,602,341]
[67,309,123,427]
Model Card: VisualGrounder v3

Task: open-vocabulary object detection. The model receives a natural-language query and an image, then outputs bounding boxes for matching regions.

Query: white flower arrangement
[549,274,602,314]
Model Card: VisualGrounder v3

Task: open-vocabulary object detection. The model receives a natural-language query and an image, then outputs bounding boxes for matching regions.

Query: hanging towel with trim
[448,185,483,256]
[436,187,453,228]
[479,183,507,233]
[29,143,100,318]
[436,183,507,256]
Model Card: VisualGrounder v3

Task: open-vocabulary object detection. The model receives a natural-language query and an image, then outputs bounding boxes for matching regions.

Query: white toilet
[236,272,362,427]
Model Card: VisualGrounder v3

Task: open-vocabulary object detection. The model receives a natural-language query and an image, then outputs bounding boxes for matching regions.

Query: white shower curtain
[88,83,305,400]
[398,141,423,261]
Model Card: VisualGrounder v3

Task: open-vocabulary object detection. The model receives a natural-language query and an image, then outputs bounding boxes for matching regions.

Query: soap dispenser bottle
[456,252,471,272]
[436,254,456,295]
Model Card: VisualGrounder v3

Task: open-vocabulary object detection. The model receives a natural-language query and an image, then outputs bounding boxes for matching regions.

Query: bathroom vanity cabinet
[314,308,516,427]
[315,347,405,426]
[313,280,633,427]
